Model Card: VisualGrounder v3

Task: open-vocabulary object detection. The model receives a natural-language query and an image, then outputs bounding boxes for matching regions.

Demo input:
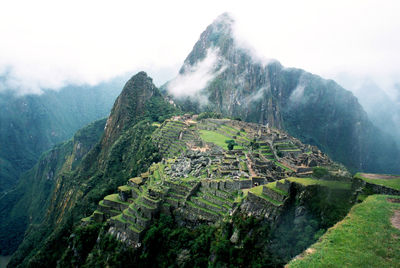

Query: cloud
[0,0,400,98]
[167,48,226,104]
[289,85,306,104]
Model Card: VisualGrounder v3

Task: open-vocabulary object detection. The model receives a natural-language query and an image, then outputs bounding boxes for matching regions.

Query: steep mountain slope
[0,77,123,193]
[0,118,106,255]
[7,72,178,267]
[166,13,400,174]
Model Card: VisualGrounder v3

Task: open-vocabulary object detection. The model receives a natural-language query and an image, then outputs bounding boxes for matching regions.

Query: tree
[225,140,237,151]
[250,138,259,150]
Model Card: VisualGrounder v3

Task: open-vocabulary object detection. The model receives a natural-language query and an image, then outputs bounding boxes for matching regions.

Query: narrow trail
[245,153,257,178]
[391,210,400,230]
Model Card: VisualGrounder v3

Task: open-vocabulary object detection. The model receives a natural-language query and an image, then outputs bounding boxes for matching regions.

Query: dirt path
[391,210,400,230]
[360,173,400,180]
[245,153,257,177]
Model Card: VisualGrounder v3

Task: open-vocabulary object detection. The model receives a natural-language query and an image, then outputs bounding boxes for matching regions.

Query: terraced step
[122,209,150,229]
[166,196,181,207]
[200,191,234,208]
[185,201,221,221]
[118,185,134,201]
[103,194,130,211]
[168,191,185,200]
[97,200,123,218]
[248,186,284,207]
[191,196,227,214]
[110,214,144,234]
[164,180,191,196]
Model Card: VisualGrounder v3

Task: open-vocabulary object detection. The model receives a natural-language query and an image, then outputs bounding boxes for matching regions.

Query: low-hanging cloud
[167,48,226,104]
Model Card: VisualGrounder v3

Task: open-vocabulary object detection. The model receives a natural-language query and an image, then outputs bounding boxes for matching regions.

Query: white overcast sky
[0,0,399,96]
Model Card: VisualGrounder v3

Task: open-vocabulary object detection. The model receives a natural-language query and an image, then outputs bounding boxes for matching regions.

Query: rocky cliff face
[167,13,400,174]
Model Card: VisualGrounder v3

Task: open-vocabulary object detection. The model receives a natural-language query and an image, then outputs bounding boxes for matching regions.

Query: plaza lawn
[199,130,244,150]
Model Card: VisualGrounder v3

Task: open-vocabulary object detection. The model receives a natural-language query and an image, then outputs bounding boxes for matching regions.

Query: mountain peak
[211,12,234,34]
[180,13,235,70]
[102,71,157,146]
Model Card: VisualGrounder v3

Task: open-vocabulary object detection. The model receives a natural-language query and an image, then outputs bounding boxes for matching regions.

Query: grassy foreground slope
[288,195,400,267]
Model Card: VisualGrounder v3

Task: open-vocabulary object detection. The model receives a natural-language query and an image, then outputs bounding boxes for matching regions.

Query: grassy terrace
[203,191,234,204]
[287,177,352,190]
[118,185,133,191]
[355,173,400,191]
[274,161,295,172]
[186,200,221,216]
[199,130,244,150]
[248,185,283,206]
[288,195,400,267]
[193,196,223,210]
[265,181,288,196]
[104,194,129,204]
[99,200,110,208]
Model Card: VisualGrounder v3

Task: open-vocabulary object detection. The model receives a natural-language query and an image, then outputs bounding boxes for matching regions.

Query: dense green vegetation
[7,72,179,267]
[0,118,107,255]
[289,195,400,267]
[196,111,223,120]
[57,213,284,267]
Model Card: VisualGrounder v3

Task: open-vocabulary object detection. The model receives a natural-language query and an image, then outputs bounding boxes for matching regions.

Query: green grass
[81,216,91,222]
[199,130,244,150]
[112,214,127,223]
[287,177,351,190]
[355,173,400,191]
[288,195,400,267]
[248,185,283,206]
[104,194,129,204]
[240,161,249,171]
[265,181,288,196]
[118,185,133,192]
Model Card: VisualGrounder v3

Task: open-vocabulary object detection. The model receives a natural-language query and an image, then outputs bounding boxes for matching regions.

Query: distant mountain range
[0,77,124,194]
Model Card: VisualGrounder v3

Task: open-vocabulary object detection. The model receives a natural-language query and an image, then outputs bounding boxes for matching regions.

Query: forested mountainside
[164,13,400,174]
[0,77,123,193]
[0,118,106,255]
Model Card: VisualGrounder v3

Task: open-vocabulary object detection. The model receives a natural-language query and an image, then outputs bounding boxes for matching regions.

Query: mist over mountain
[0,76,124,193]
[165,13,400,174]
